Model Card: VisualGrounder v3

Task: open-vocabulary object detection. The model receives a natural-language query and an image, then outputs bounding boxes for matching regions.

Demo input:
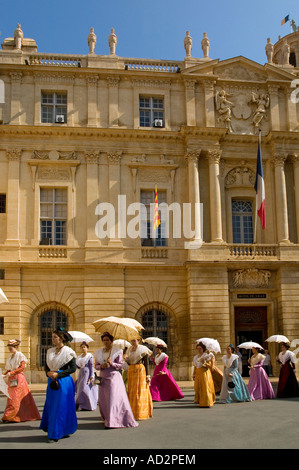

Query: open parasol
[92,316,140,342]
[68,331,94,343]
[144,337,167,348]
[238,341,263,349]
[112,339,131,349]
[196,337,221,354]
[0,288,9,305]
[265,335,290,344]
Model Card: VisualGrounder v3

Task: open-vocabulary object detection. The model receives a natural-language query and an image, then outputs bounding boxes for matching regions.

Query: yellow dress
[193,353,216,407]
[126,345,153,420]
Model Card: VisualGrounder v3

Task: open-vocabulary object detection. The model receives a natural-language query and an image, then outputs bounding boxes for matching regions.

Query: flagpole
[253,129,262,245]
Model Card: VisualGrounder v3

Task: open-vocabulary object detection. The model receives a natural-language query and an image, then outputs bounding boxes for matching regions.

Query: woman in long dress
[40,328,78,442]
[75,341,98,411]
[126,338,153,420]
[94,332,138,428]
[150,345,184,401]
[2,339,41,423]
[208,351,223,394]
[219,344,252,404]
[247,347,275,400]
[192,342,215,408]
[276,342,299,398]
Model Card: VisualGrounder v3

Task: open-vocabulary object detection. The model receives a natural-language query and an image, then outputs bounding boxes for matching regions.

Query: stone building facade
[0,26,299,382]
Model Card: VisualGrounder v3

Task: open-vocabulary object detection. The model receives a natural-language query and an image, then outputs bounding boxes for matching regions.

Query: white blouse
[154,352,168,365]
[46,345,76,371]
[222,354,239,369]
[126,345,152,365]
[76,352,93,368]
[193,352,213,369]
[278,350,296,364]
[5,351,28,371]
[94,346,122,366]
[249,353,265,366]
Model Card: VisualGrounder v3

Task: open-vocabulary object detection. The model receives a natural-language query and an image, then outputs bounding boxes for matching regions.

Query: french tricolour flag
[254,132,266,230]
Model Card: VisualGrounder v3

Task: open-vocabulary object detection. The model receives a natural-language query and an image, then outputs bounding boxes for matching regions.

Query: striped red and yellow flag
[153,185,160,231]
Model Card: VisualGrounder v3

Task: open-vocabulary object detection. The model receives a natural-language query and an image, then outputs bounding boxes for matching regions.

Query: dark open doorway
[235,306,267,377]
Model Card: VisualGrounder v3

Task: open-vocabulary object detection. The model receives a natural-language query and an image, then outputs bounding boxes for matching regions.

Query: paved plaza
[0,379,298,456]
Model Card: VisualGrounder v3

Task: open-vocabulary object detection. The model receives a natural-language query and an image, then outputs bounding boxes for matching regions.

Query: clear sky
[0,0,298,65]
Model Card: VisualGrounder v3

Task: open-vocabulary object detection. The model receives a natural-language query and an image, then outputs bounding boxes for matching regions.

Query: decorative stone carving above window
[225,166,255,187]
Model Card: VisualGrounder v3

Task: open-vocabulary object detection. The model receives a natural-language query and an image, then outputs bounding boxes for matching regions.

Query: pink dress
[150,353,184,401]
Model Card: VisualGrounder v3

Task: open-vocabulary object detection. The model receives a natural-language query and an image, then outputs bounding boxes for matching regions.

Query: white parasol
[238,341,263,349]
[92,316,141,342]
[144,337,167,348]
[0,288,9,305]
[68,331,94,343]
[112,339,131,349]
[196,337,221,354]
[0,369,10,398]
[265,335,290,344]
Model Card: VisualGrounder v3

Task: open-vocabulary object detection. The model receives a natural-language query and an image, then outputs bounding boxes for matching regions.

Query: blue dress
[219,354,252,404]
[40,347,78,440]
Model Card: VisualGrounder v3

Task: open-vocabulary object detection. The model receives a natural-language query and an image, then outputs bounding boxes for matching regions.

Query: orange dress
[127,345,153,420]
[2,353,40,423]
[193,353,216,407]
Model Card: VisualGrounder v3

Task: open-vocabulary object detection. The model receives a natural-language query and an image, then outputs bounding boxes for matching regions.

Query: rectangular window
[0,269,4,280]
[232,200,253,244]
[0,317,3,335]
[41,92,67,123]
[40,188,67,245]
[140,190,167,246]
[0,194,6,213]
[139,96,164,127]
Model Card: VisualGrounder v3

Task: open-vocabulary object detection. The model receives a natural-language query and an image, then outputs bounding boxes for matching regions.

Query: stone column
[290,153,299,242]
[185,151,202,242]
[108,151,123,246]
[5,149,21,244]
[203,80,215,127]
[207,149,223,242]
[87,75,98,127]
[184,80,197,126]
[268,85,280,131]
[9,72,22,125]
[272,154,289,243]
[85,151,100,245]
[107,76,120,127]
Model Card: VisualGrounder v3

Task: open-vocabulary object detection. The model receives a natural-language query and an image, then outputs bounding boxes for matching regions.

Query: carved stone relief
[225,166,255,187]
[232,268,271,288]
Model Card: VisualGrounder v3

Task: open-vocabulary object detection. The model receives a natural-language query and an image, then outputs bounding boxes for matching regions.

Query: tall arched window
[232,200,253,243]
[141,308,168,345]
[40,309,68,366]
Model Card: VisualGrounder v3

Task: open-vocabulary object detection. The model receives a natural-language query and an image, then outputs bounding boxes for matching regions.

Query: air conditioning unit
[153,119,163,127]
[55,115,65,123]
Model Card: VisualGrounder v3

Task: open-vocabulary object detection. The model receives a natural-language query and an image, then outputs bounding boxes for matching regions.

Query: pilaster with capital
[107,76,120,127]
[272,154,289,243]
[290,153,299,241]
[203,80,216,127]
[207,149,223,242]
[184,80,197,126]
[108,151,123,245]
[85,151,100,244]
[267,85,280,131]
[9,72,22,124]
[185,151,201,241]
[86,75,99,127]
[5,149,22,244]
[285,87,298,131]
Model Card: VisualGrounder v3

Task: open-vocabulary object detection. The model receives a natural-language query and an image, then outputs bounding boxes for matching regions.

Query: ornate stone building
[0,26,298,381]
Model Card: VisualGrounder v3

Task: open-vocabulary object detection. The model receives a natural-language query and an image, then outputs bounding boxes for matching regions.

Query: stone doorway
[235,306,268,377]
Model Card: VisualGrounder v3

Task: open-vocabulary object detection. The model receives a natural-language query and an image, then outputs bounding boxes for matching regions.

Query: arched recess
[135,302,179,374]
[30,301,75,370]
